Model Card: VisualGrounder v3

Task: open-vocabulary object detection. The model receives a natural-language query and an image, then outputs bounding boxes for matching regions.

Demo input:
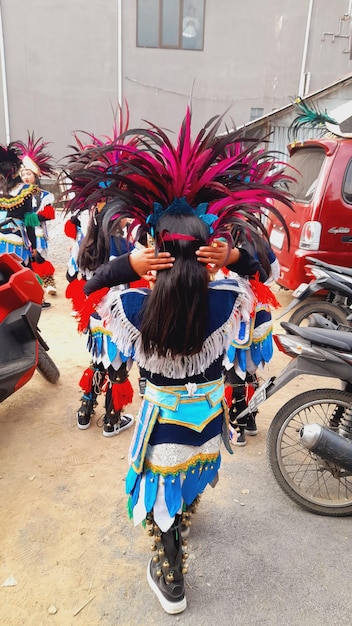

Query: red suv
[269,137,352,291]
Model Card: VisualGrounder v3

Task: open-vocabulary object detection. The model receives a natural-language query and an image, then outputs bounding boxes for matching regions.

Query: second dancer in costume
[14,133,57,301]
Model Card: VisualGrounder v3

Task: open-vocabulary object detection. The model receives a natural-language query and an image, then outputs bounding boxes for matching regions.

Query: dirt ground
[0,245,342,626]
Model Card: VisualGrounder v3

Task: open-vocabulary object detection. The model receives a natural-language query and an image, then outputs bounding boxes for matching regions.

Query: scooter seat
[281,321,352,351]
[306,256,352,278]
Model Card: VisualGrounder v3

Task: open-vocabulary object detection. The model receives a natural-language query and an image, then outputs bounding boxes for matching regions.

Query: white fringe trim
[98,282,254,379]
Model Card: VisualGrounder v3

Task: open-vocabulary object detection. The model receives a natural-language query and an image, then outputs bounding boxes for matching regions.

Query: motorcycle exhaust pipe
[300,424,352,472]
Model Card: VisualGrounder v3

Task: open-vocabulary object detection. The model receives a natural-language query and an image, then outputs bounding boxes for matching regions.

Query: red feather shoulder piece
[249,275,281,309]
[76,287,110,333]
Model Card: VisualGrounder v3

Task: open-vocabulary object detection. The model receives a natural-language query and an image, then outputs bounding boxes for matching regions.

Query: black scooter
[278,256,352,327]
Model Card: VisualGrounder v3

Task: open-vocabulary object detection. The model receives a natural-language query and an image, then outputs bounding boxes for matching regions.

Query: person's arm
[84,248,174,295]
[228,248,268,282]
[84,255,138,295]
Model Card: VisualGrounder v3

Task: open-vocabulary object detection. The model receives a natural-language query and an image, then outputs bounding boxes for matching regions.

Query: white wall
[0,0,350,165]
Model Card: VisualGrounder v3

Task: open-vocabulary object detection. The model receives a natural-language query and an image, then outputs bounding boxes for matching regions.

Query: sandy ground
[0,225,346,626]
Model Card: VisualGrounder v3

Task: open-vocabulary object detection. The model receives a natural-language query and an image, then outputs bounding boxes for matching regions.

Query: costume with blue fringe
[95,277,252,531]
[219,251,280,379]
[225,304,274,377]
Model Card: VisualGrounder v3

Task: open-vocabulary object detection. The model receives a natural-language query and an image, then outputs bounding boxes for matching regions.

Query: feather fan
[289,97,338,140]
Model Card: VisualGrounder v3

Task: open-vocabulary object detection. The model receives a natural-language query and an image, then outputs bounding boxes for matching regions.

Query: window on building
[249,108,264,122]
[137,0,205,50]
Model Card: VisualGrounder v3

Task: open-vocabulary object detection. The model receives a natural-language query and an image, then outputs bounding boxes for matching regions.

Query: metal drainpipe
[298,0,314,98]
[0,0,10,142]
[117,0,122,107]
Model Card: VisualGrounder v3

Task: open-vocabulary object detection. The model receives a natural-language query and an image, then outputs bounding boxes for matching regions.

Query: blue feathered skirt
[226,304,274,378]
[126,378,231,532]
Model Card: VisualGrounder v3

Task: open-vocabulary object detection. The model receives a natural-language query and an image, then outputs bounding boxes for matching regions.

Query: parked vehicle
[237,320,352,516]
[269,136,352,291]
[277,256,352,327]
[0,251,60,403]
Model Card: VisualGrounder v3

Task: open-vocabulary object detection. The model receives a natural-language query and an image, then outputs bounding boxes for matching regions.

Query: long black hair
[230,218,272,278]
[140,213,211,358]
[77,207,109,272]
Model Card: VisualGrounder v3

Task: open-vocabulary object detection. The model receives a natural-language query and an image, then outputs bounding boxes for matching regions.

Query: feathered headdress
[288,97,339,140]
[216,131,294,245]
[65,106,293,245]
[62,101,134,213]
[0,143,22,190]
[13,131,55,177]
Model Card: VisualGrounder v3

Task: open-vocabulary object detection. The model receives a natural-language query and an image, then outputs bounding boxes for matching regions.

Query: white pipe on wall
[298,0,314,98]
[0,0,10,142]
[117,0,122,107]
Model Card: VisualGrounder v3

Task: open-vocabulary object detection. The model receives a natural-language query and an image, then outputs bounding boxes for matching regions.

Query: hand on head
[196,239,238,272]
[129,239,240,280]
[129,247,175,278]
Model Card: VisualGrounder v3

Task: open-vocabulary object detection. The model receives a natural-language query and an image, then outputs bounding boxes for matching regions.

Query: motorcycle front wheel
[288,301,349,327]
[267,389,352,516]
[36,344,60,383]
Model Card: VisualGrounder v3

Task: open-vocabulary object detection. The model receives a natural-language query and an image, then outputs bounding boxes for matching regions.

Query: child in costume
[63,109,146,435]
[65,213,86,284]
[67,108,292,615]
[221,225,280,445]
[213,136,283,446]
[14,133,57,299]
[67,203,135,435]
[0,143,42,269]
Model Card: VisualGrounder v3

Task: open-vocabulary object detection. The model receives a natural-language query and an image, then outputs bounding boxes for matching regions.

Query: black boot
[147,515,187,614]
[229,392,247,447]
[100,365,134,437]
[77,393,97,429]
[77,365,104,430]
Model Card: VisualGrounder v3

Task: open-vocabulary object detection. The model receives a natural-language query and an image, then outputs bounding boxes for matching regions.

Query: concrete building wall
[0,0,119,161]
[122,0,310,132]
[0,0,350,163]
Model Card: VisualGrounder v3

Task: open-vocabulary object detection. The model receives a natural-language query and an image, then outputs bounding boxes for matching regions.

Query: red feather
[224,385,233,407]
[37,205,55,220]
[111,378,134,411]
[31,260,55,277]
[79,367,95,393]
[64,219,78,239]
[76,287,109,333]
[65,277,87,311]
[249,275,281,309]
